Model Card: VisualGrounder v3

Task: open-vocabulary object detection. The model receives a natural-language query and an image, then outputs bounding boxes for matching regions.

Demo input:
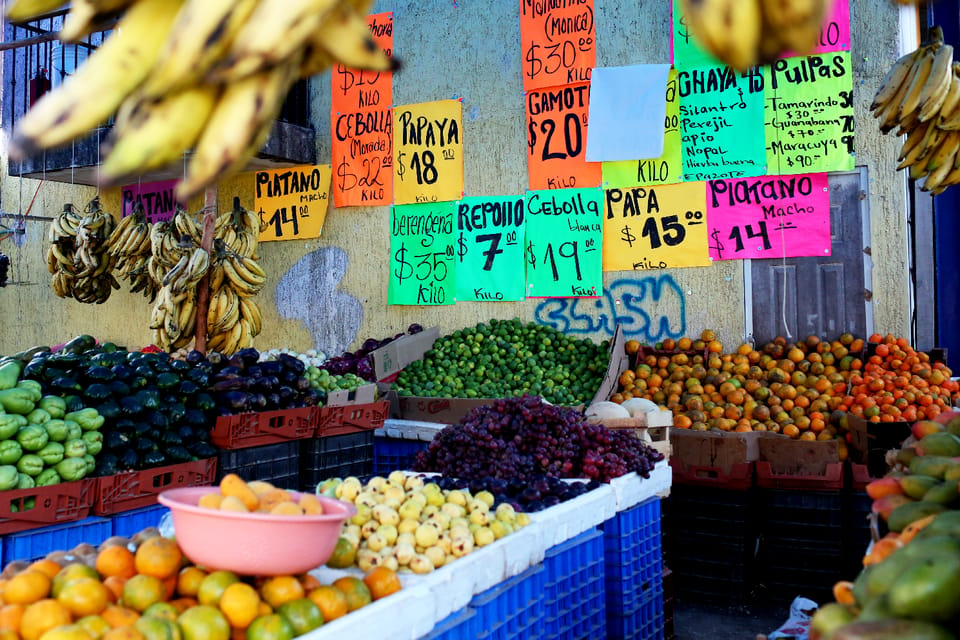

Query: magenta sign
[120,179,179,223]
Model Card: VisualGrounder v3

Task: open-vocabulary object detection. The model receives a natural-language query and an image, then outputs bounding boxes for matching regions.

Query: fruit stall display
[609,331,959,442]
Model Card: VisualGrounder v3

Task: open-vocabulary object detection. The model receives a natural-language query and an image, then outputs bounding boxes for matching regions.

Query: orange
[134,539,182,581]
[245,614,294,640]
[177,605,230,640]
[174,568,205,599]
[53,566,100,599]
[33,624,94,640]
[141,603,179,623]
[121,575,167,613]
[307,587,347,622]
[20,600,72,640]
[75,615,111,639]
[28,560,64,581]
[276,599,323,635]
[57,577,111,617]
[102,577,126,604]
[258,577,303,610]
[167,600,196,615]
[196,571,239,608]
[331,576,371,612]
[363,567,401,601]
[218,583,260,629]
[100,605,140,629]
[297,574,321,593]
[0,604,24,633]
[97,547,137,581]
[5,570,52,605]
[132,616,180,640]
[102,628,146,640]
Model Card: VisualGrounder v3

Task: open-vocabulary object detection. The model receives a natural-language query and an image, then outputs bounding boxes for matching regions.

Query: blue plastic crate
[3,516,111,564]
[373,437,429,475]
[110,504,170,539]
[542,528,606,640]
[603,497,663,616]
[607,588,665,640]
[419,607,480,640]
[472,564,545,640]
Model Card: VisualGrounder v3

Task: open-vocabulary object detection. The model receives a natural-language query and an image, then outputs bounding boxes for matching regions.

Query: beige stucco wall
[0,0,909,357]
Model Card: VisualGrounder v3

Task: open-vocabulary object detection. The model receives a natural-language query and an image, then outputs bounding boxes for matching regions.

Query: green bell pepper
[44,419,69,443]
[64,421,82,441]
[55,457,87,482]
[0,361,21,391]
[82,454,95,476]
[0,414,26,440]
[0,465,18,490]
[34,468,61,487]
[63,439,87,458]
[81,431,103,456]
[16,454,44,477]
[0,388,35,415]
[15,380,42,403]
[37,396,66,420]
[26,408,50,426]
[37,442,64,466]
[16,473,34,489]
[64,408,104,432]
[16,425,48,452]
[0,440,22,465]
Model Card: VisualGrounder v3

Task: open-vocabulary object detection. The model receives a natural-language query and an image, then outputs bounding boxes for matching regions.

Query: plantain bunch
[47,197,120,304]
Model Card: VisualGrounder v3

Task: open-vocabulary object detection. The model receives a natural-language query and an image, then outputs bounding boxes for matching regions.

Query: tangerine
[0,604,23,633]
[134,538,181,581]
[34,624,94,640]
[57,577,111,617]
[276,598,324,635]
[196,571,239,608]
[174,568,205,599]
[21,600,72,640]
[218,583,260,629]
[177,605,230,640]
[259,577,304,610]
[96,547,136,581]
[245,614,294,640]
[75,615,111,639]
[307,587,348,622]
[5,571,52,605]
[101,629,145,640]
[331,577,371,612]
[362,567,402,601]
[100,605,140,629]
[28,561,63,581]
[121,575,166,613]
[132,616,179,640]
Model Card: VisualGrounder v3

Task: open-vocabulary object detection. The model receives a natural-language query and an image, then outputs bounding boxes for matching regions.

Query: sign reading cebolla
[255,164,332,242]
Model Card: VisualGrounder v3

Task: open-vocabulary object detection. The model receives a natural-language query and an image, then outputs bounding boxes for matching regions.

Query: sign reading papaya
[121,179,177,223]
[389,202,457,305]
[455,195,527,302]
[526,82,601,191]
[255,164,331,242]
[392,100,463,205]
[520,0,596,91]
[331,12,394,207]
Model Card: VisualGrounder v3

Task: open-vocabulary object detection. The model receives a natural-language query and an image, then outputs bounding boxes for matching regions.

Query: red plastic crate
[0,479,97,535]
[850,462,880,490]
[211,407,317,449]
[669,458,754,490]
[93,458,217,516]
[317,401,389,437]
[756,460,844,491]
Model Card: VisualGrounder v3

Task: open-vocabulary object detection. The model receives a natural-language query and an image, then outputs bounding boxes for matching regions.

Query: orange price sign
[520,0,596,91]
[525,82,601,191]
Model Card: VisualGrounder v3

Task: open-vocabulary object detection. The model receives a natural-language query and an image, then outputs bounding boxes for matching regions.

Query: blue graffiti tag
[533,275,686,342]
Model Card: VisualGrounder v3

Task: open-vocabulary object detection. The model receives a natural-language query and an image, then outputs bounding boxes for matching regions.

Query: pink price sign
[706,172,831,261]
[121,179,178,224]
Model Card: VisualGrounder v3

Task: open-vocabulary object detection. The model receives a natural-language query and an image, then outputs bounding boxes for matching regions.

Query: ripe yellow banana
[141,0,259,98]
[925,131,960,175]
[5,0,65,22]
[923,139,960,193]
[10,0,185,159]
[100,84,220,186]
[175,58,301,203]
[308,2,394,72]
[59,0,136,43]
[898,47,936,124]
[239,297,262,337]
[872,49,922,113]
[760,0,829,57]
[680,0,762,73]
[897,120,935,170]
[918,44,955,123]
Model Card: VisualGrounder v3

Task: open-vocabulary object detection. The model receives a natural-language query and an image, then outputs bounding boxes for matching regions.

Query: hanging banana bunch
[220,197,266,259]
[205,239,263,355]
[50,197,120,305]
[106,202,157,301]
[47,203,82,300]
[149,236,209,352]
[6,0,395,201]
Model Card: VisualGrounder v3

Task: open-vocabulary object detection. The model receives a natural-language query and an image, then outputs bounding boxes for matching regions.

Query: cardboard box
[372,327,441,383]
[586,409,673,459]
[396,325,629,425]
[668,429,763,489]
[845,413,912,478]
[755,435,843,490]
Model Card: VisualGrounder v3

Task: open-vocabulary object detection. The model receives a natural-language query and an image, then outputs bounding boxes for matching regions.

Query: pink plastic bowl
[158,487,356,576]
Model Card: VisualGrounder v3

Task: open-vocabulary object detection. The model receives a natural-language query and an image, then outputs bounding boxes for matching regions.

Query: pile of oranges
[0,527,401,640]
[612,331,959,442]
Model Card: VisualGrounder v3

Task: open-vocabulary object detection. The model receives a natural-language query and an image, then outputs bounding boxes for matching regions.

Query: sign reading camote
[255,164,331,242]
[706,172,831,261]
[392,100,464,205]
[388,202,457,305]
[602,181,710,271]
[524,188,602,298]
[764,52,855,175]
[121,179,177,223]
[679,64,766,182]
[526,82,601,191]
[331,12,394,208]
[455,195,527,302]
[603,68,683,188]
[520,0,596,91]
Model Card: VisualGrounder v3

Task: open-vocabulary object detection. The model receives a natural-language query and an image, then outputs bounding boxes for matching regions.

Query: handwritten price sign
[520,0,596,91]
[603,68,683,188]
[388,202,457,305]
[393,100,463,205]
[331,12,394,207]
[526,82,601,191]
[707,173,831,261]
[764,52,855,176]
[121,179,178,224]
[602,181,710,271]
[455,196,527,302]
[524,188,603,298]
[255,165,331,242]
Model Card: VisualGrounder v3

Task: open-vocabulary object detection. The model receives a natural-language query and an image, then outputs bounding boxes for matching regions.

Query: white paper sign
[586,64,671,162]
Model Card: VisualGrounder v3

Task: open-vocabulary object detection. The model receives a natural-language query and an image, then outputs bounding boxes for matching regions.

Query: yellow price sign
[255,164,332,242]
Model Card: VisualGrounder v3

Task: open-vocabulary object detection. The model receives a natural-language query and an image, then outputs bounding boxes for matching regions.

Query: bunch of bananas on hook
[47,198,120,303]
[106,202,156,301]
[679,0,832,72]
[872,27,960,194]
[205,239,264,355]
[6,0,397,202]
[148,233,210,352]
